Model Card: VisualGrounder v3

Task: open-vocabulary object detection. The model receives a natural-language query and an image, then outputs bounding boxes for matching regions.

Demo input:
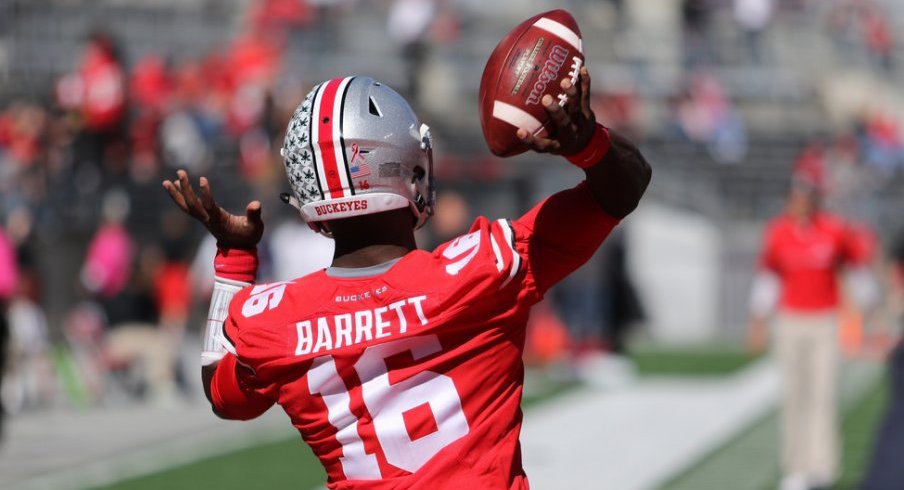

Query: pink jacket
[0,230,17,300]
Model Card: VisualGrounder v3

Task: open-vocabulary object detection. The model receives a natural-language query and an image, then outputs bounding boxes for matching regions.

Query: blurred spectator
[155,209,194,332]
[858,110,903,177]
[160,109,209,176]
[826,0,860,63]
[681,0,716,68]
[860,3,895,75]
[552,230,644,388]
[249,0,315,33]
[597,229,645,355]
[822,134,865,219]
[130,55,172,116]
[224,32,285,182]
[70,241,179,405]
[861,229,904,489]
[4,208,43,416]
[268,218,335,281]
[733,0,773,64]
[387,0,437,102]
[747,177,874,490]
[524,301,571,367]
[553,265,601,353]
[61,302,108,404]
[0,104,50,221]
[3,267,55,415]
[793,141,827,188]
[80,189,134,303]
[0,103,47,170]
[0,228,17,304]
[670,73,748,164]
[56,32,127,173]
[0,227,18,438]
[129,54,173,181]
[103,245,181,404]
[827,0,896,74]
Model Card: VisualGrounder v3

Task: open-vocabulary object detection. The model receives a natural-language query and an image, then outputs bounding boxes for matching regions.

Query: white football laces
[557,56,584,107]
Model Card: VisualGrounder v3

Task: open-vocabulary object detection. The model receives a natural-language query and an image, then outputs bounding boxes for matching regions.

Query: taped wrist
[214,247,258,283]
[201,276,247,366]
[566,124,611,169]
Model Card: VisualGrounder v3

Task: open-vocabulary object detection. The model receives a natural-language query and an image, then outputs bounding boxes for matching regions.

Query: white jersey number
[307,335,470,479]
[442,231,481,275]
[241,282,291,317]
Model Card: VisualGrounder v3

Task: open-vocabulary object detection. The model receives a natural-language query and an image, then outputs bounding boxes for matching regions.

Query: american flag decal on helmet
[349,143,371,178]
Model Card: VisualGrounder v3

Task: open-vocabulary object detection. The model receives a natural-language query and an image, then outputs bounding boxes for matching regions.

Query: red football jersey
[210,182,618,489]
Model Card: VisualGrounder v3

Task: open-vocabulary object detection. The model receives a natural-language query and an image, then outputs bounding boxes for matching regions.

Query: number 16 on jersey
[307,335,470,479]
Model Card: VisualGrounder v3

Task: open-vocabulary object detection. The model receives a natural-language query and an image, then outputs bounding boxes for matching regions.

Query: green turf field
[661,370,889,490]
[87,437,326,490]
[630,345,760,376]
[832,373,888,489]
[91,347,865,490]
[87,376,579,490]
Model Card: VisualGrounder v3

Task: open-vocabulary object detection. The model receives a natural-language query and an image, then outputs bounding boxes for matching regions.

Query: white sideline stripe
[492,101,543,133]
[533,17,582,53]
[2,400,292,490]
[496,219,520,289]
[521,360,781,490]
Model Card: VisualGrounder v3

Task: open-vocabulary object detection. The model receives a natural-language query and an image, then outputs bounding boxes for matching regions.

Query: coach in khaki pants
[748,178,873,490]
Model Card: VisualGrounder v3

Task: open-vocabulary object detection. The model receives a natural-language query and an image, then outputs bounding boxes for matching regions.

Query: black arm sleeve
[583,130,652,219]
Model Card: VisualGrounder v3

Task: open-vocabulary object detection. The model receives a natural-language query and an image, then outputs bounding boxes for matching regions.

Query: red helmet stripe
[311,77,353,200]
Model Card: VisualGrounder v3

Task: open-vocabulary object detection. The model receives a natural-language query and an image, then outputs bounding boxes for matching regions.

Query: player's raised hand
[162,169,264,250]
[517,66,597,156]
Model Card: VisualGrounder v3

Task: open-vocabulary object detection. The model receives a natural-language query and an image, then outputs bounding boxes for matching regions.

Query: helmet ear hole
[411,166,425,183]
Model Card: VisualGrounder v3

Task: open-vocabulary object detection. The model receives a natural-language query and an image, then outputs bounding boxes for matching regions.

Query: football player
[163,67,651,489]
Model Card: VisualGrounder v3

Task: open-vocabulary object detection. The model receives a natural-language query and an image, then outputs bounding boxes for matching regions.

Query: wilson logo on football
[526,44,569,106]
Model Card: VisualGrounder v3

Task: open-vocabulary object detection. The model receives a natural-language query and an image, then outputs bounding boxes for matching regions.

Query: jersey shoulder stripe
[493,218,522,289]
[435,217,524,288]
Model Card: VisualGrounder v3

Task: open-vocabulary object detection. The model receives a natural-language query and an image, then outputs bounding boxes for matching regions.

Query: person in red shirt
[56,32,127,170]
[748,178,870,490]
[163,68,651,489]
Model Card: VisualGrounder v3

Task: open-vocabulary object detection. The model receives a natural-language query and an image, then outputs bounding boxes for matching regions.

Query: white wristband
[201,276,249,366]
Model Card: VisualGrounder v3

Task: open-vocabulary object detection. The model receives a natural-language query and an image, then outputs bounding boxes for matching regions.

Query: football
[479,9,585,157]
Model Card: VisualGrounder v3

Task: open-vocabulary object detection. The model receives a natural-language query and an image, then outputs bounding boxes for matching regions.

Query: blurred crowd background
[0,0,903,449]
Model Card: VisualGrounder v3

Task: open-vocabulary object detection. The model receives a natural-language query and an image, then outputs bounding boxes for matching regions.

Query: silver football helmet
[280,76,435,236]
